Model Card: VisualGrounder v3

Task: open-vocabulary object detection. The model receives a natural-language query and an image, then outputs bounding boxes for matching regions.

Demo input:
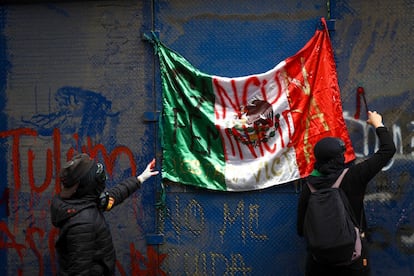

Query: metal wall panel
[332,1,414,274]
[154,0,414,275]
[0,0,413,275]
[0,1,160,275]
[154,1,324,275]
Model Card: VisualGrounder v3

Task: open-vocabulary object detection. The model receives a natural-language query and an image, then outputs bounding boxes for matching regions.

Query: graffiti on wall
[0,85,414,275]
[157,111,414,275]
[0,86,166,275]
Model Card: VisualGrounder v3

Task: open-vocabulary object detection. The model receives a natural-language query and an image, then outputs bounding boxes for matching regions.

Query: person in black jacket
[297,110,396,276]
[50,153,159,276]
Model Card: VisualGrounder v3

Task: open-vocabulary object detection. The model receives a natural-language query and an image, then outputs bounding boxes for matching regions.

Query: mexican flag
[154,18,355,192]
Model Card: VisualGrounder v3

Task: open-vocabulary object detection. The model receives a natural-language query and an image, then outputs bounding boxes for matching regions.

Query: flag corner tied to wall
[154,17,355,192]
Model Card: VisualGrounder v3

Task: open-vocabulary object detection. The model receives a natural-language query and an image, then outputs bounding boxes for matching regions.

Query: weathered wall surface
[0,1,160,275]
[0,0,412,275]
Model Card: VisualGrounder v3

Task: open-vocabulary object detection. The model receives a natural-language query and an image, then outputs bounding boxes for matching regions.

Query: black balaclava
[74,163,106,200]
[308,137,346,188]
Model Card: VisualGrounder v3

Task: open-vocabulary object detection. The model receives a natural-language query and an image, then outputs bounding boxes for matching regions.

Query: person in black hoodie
[297,110,396,276]
[50,153,159,276]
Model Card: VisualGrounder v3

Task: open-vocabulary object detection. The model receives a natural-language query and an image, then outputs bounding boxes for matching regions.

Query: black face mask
[75,163,107,199]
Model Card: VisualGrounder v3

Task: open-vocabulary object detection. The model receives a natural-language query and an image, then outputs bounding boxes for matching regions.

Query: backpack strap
[331,168,349,188]
[334,168,362,228]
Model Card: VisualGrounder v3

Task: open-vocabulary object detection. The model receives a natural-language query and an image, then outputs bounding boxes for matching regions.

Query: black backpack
[303,168,362,265]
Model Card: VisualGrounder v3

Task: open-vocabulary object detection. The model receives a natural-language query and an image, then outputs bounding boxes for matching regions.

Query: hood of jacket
[308,154,346,189]
[50,195,96,228]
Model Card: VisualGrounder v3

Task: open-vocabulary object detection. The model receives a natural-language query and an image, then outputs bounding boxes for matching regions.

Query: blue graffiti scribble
[22,86,119,141]
[330,0,357,19]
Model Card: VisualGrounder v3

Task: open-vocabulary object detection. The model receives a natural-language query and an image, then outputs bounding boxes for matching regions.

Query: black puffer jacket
[51,176,141,276]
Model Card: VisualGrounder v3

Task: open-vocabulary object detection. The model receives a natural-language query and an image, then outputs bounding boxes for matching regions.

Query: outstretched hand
[137,158,159,183]
[367,111,384,128]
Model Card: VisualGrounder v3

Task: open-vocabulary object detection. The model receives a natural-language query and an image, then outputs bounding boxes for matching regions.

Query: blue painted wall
[0,0,413,275]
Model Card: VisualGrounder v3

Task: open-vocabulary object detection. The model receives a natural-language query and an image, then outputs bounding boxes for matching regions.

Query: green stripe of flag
[158,44,226,190]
